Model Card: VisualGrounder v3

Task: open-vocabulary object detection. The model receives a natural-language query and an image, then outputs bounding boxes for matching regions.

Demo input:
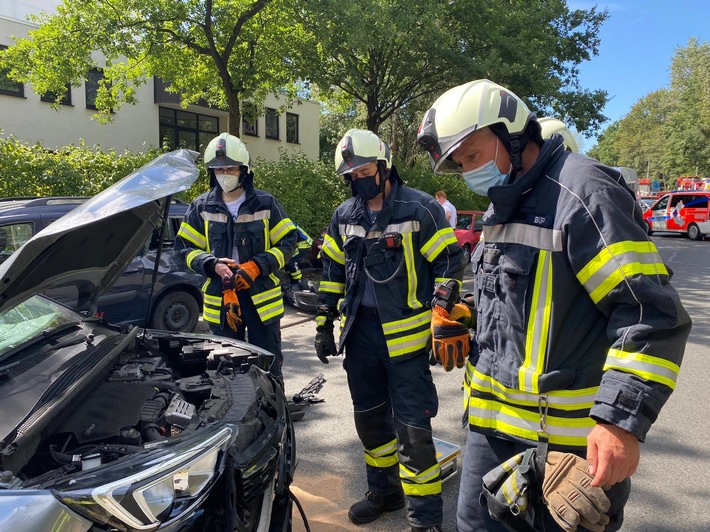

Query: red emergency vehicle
[643,191,710,240]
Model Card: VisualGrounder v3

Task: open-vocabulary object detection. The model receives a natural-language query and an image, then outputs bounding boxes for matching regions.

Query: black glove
[315,305,339,364]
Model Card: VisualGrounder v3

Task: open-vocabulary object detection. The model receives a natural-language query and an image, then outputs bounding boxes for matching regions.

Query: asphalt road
[223,233,709,532]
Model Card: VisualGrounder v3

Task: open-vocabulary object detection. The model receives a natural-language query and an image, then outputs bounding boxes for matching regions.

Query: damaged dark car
[0,150,296,531]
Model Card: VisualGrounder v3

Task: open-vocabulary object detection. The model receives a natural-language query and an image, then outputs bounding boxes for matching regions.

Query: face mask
[461,139,510,196]
[351,174,381,200]
[216,174,240,192]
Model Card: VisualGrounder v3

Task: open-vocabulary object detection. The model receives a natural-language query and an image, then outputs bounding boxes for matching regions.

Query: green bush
[0,136,488,240]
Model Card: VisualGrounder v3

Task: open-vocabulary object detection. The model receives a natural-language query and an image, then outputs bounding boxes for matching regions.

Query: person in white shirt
[435,191,457,229]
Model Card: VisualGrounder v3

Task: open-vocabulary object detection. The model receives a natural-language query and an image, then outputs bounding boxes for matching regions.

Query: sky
[571,0,710,153]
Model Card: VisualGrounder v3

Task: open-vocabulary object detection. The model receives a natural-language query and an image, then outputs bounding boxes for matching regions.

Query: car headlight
[55,427,233,531]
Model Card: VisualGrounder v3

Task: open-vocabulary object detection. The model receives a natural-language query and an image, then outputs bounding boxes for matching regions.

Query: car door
[649,194,670,231]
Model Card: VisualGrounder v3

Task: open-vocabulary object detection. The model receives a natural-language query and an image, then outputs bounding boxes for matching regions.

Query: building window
[159,107,219,152]
[85,68,104,109]
[0,46,25,98]
[242,102,258,137]
[265,108,279,140]
[286,113,299,144]
[41,83,72,105]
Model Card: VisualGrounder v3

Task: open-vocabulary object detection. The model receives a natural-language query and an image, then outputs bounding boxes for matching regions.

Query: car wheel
[688,223,703,241]
[150,290,200,332]
[462,244,472,264]
[646,222,653,236]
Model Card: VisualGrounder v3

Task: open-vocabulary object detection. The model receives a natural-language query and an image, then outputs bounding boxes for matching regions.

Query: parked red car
[454,210,484,263]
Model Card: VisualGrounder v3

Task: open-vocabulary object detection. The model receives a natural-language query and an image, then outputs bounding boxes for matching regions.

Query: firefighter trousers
[456,429,631,532]
[208,290,283,378]
[343,306,443,528]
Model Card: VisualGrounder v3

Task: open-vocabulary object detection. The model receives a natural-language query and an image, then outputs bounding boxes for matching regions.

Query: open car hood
[0,149,199,314]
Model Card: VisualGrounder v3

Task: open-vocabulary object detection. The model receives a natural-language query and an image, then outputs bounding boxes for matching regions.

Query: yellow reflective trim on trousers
[520,250,552,393]
[402,232,421,309]
[604,348,679,390]
[186,249,206,270]
[364,439,398,467]
[381,310,432,335]
[400,461,441,484]
[319,281,345,294]
[270,218,296,244]
[290,270,303,280]
[468,397,594,447]
[402,480,442,496]
[177,222,206,249]
[465,362,597,410]
[322,234,345,265]
[420,227,457,261]
[266,247,285,269]
[252,286,282,304]
[385,328,430,357]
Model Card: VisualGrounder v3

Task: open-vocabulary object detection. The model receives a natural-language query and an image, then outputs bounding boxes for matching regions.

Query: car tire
[646,222,653,236]
[150,290,200,332]
[688,223,703,241]
[462,244,472,264]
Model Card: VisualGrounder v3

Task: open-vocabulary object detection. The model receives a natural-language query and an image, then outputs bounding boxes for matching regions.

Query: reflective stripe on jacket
[175,186,297,326]
[466,136,691,449]
[318,179,464,359]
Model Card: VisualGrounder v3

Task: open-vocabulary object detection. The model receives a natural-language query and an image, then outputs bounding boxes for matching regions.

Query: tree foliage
[589,39,710,184]
[299,0,609,137]
[1,0,306,135]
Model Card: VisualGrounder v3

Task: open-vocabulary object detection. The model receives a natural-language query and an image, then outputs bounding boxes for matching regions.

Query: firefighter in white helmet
[315,128,464,531]
[176,132,297,380]
[417,80,691,532]
[539,116,579,153]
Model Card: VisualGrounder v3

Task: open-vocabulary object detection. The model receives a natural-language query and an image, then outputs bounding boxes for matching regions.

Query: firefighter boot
[411,526,443,532]
[348,490,405,524]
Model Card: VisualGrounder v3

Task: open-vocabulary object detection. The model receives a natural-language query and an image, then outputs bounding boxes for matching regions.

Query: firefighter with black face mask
[417,79,691,532]
[175,132,297,380]
[314,129,465,532]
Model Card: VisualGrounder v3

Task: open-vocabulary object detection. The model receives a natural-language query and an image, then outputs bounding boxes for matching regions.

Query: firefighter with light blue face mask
[417,79,691,532]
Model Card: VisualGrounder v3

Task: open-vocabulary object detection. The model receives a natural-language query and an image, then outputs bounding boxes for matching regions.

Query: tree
[1,0,306,136]
[298,0,609,138]
[662,38,710,178]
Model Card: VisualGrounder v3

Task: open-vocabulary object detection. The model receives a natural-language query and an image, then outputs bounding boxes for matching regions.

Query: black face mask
[351,174,380,200]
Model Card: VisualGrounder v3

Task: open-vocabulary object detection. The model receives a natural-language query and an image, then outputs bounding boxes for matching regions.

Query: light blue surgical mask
[461,139,511,196]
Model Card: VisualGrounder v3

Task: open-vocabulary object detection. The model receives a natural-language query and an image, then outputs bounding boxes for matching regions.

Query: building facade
[0,2,320,161]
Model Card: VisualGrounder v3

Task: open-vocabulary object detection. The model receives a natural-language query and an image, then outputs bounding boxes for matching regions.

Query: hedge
[0,135,489,239]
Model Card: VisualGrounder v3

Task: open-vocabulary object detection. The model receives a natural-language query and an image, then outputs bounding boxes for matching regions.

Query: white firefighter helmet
[539,117,578,153]
[204,132,250,172]
[417,79,536,174]
[334,129,392,183]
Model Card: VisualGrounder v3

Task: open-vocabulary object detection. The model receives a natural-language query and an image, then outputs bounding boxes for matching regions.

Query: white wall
[1,13,320,160]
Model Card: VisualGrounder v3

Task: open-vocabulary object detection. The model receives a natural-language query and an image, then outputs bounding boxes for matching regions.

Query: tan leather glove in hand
[542,451,611,532]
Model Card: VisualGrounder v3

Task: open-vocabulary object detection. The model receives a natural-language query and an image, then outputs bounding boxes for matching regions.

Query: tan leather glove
[222,288,242,331]
[542,451,611,532]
